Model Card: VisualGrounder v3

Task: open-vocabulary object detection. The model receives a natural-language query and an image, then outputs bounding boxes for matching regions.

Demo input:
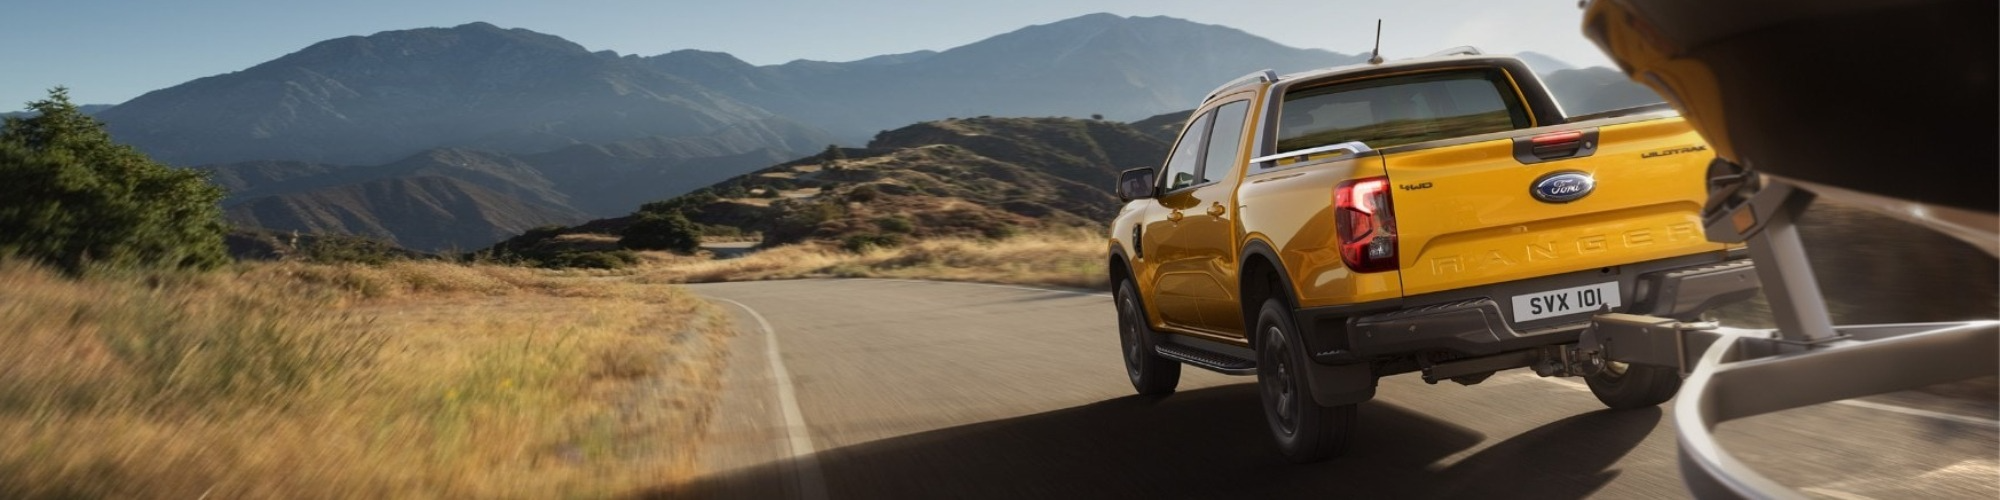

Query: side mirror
[1117,167,1158,202]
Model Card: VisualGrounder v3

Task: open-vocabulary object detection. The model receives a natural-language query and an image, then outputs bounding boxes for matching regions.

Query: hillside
[517,116,1169,254]
[201,122,824,250]
[225,175,587,252]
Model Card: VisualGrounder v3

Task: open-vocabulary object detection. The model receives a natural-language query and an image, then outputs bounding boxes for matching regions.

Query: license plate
[1511,281,1621,322]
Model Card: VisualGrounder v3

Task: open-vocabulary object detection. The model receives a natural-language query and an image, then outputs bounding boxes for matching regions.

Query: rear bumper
[1298,250,1758,365]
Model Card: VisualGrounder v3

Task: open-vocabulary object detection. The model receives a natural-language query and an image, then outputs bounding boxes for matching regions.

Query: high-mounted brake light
[1334,177,1398,273]
[1530,131,1584,146]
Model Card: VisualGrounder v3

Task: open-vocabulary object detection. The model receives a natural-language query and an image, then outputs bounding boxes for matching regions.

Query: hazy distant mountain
[1541,66,1664,116]
[99,22,822,166]
[100,15,1360,166]
[643,14,1365,142]
[202,126,812,250]
[1513,51,1576,74]
[2,104,113,119]
[1121,52,1658,145]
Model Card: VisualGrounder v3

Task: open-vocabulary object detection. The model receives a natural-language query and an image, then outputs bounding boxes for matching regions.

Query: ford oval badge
[1530,171,1595,204]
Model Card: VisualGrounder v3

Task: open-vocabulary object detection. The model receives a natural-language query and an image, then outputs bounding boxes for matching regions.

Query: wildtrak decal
[1641,145,1708,159]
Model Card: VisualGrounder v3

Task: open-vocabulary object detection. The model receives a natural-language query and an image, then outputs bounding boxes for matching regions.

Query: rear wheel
[1585,361,1682,409]
[1255,298,1355,463]
[1116,280,1180,395]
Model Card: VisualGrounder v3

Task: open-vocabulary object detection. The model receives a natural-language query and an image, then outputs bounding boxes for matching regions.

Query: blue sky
[1,0,1616,108]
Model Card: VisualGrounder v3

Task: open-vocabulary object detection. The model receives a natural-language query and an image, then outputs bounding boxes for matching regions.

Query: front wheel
[1584,361,1682,409]
[1255,298,1356,463]
[1116,280,1180,395]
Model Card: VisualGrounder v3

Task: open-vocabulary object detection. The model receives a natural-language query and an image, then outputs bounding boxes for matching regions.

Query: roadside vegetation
[0,258,732,498]
[637,228,1109,290]
[0,88,229,274]
[0,89,735,498]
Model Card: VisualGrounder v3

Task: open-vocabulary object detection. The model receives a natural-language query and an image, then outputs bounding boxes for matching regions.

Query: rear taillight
[1334,176,1398,273]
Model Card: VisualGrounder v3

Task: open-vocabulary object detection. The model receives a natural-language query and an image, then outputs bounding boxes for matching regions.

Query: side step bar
[1155,341,1257,375]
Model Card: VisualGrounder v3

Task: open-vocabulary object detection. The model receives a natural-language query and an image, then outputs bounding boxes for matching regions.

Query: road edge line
[847,278,1113,298]
[1527,373,1998,426]
[713,297,829,500]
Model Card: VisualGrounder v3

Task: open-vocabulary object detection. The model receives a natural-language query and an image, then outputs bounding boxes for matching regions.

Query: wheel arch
[1238,237,1298,344]
[1108,242,1134,291]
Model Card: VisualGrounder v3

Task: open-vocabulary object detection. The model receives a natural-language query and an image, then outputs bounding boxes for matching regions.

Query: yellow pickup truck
[1108,50,1761,462]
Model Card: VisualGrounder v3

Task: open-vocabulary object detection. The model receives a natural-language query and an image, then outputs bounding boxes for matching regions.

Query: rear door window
[1276,68,1531,154]
[1199,100,1250,184]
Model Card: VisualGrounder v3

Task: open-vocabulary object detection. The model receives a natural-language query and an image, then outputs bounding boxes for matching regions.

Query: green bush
[874,216,915,234]
[637,192,718,217]
[537,250,639,270]
[982,223,1021,240]
[840,233,905,253]
[0,88,229,273]
[619,212,700,254]
[845,185,880,203]
[298,235,411,265]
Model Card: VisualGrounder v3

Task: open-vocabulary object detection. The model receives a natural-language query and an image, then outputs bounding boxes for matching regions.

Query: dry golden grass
[0,258,732,498]
[640,228,1109,290]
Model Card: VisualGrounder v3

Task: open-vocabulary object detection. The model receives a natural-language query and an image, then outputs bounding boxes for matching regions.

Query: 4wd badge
[1530,171,1595,204]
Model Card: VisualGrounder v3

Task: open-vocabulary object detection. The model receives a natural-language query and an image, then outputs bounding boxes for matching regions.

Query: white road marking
[1830,400,2000,427]
[1527,373,1998,426]
[1798,487,1878,500]
[713,298,829,500]
[849,278,1113,298]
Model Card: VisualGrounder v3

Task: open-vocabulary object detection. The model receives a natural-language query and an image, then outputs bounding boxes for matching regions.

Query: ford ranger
[1107,49,1761,462]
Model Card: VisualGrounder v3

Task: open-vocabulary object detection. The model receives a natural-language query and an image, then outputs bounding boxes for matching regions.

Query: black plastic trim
[1157,336,1257,375]
[1298,252,1756,364]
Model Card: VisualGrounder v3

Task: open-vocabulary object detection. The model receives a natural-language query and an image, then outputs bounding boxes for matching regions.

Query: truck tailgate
[1386,116,1728,296]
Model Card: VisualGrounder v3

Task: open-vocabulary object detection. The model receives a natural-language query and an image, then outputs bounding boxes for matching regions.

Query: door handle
[1167,210,1184,222]
[1206,203,1226,217]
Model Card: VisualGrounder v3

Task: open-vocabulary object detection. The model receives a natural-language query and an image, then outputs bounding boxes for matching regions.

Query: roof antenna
[1368,19,1385,64]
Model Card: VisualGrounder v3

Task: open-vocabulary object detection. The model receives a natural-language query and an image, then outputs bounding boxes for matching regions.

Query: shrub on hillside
[0,88,229,273]
[638,192,718,217]
[840,233,905,253]
[538,249,639,269]
[845,185,880,202]
[873,216,915,234]
[619,212,700,254]
[298,234,419,265]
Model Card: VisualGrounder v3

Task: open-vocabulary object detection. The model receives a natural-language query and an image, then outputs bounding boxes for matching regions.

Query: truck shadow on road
[659,384,1661,499]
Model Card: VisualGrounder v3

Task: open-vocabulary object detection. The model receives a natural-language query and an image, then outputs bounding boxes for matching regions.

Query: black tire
[1254,298,1356,463]
[1116,280,1180,396]
[1584,361,1682,409]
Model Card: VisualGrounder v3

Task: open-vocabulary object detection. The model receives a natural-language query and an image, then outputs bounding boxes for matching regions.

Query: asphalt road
[665,279,1997,499]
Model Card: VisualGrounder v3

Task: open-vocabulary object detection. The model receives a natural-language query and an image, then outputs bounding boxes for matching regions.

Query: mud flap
[1305,361,1375,407]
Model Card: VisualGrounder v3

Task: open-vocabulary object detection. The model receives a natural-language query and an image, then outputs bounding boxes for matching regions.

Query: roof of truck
[1203,48,1535,105]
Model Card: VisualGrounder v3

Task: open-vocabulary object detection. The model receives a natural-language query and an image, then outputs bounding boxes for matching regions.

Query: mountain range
[76,14,1656,251]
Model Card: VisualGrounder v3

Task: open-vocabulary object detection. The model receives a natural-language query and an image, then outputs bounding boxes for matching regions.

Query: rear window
[1276,68,1531,154]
